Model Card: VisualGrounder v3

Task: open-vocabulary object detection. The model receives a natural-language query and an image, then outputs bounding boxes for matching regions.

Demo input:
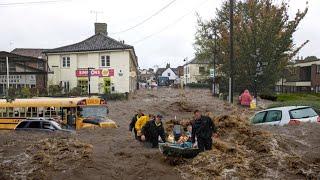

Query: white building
[44,23,138,94]
[183,57,210,84]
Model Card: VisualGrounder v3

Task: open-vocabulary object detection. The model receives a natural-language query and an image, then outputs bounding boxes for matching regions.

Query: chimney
[95,23,108,35]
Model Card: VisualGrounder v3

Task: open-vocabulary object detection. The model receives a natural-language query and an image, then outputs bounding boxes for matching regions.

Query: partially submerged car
[251,106,320,126]
[15,119,74,133]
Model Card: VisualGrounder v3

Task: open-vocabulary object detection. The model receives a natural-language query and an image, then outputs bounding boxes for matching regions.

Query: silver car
[251,106,320,126]
[15,119,74,133]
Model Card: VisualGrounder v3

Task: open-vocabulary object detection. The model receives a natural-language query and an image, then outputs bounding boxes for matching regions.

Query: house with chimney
[44,23,138,94]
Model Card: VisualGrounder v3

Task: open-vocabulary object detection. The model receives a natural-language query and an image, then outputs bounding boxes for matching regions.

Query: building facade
[276,57,320,93]
[183,57,210,84]
[44,23,138,94]
[0,51,47,96]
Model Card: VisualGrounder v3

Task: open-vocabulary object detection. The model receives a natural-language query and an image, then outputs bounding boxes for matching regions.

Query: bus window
[50,107,57,117]
[26,107,32,117]
[0,108,5,117]
[31,107,37,117]
[13,108,20,117]
[8,107,14,117]
[38,107,44,117]
[20,107,26,117]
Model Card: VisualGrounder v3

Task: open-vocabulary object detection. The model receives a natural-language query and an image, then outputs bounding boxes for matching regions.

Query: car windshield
[289,107,318,119]
[80,106,108,118]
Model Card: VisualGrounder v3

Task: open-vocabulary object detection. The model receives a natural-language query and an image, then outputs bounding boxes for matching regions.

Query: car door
[263,110,282,126]
[251,111,267,125]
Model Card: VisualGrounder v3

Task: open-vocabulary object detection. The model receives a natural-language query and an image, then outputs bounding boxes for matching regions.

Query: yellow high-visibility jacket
[135,115,150,135]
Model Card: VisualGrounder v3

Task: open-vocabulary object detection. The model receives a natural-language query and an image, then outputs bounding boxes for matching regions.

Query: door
[104,78,111,94]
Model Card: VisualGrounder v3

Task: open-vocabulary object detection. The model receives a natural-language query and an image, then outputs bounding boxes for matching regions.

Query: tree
[194,0,308,95]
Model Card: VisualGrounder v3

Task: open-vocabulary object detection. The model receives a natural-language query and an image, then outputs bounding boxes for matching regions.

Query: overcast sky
[0,0,319,69]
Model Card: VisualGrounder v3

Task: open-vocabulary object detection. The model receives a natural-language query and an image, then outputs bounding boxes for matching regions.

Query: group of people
[129,109,217,152]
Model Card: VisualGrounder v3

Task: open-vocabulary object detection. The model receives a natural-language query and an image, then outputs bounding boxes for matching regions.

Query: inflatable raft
[159,143,201,158]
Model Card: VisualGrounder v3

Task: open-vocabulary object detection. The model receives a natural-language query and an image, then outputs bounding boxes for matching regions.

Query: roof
[0,97,86,107]
[11,48,48,59]
[44,33,134,54]
[155,68,166,76]
[256,106,311,113]
[185,57,210,65]
[0,51,46,62]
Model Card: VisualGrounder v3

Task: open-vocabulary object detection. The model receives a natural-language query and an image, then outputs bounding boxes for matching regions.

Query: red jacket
[240,90,252,106]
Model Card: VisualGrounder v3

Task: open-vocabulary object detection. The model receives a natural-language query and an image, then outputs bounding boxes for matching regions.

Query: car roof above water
[256,106,311,113]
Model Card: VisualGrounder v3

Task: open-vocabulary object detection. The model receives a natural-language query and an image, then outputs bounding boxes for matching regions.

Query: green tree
[20,87,32,98]
[195,0,308,94]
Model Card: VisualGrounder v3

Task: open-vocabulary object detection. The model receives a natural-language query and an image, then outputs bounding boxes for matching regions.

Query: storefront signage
[76,69,114,77]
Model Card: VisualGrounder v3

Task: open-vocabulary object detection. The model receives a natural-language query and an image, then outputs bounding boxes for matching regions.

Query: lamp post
[87,67,94,96]
[229,0,234,103]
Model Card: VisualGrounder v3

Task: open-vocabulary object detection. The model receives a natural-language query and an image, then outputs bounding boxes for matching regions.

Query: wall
[47,50,132,94]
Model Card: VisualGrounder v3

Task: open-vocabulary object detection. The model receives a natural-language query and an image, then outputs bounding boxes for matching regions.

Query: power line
[110,0,177,34]
[0,0,71,7]
[133,0,209,45]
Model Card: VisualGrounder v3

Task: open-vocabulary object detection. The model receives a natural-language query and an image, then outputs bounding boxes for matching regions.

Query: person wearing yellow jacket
[135,114,153,141]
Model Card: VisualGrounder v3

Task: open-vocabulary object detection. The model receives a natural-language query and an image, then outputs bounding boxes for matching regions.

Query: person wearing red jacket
[239,89,253,107]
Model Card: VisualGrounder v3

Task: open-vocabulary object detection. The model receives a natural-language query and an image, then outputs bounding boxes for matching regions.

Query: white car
[251,106,320,126]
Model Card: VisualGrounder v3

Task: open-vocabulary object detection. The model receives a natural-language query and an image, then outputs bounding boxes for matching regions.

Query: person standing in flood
[239,89,253,107]
[191,110,217,152]
[141,114,166,148]
[129,110,144,140]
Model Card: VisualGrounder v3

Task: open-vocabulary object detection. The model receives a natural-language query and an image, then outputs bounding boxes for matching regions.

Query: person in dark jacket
[129,110,144,140]
[141,114,166,148]
[191,110,217,152]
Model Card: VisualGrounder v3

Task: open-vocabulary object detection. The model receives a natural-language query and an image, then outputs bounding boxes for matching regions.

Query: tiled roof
[44,33,133,53]
[185,57,210,65]
[11,48,48,59]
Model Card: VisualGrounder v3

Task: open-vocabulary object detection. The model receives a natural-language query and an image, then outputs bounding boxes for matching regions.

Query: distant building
[155,63,181,86]
[138,68,155,83]
[44,23,138,94]
[276,56,320,93]
[0,51,48,96]
[183,57,210,84]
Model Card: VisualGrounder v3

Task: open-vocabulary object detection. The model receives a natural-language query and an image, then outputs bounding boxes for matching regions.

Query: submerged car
[251,106,320,126]
[15,119,74,133]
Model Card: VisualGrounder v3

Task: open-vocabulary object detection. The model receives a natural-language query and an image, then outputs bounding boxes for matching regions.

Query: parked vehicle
[15,119,74,133]
[251,106,320,126]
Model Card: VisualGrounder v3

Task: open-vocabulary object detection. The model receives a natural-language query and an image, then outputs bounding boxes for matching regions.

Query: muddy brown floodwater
[1,88,320,179]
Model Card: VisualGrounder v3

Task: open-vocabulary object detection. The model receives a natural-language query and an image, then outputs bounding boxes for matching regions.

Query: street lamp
[87,67,94,96]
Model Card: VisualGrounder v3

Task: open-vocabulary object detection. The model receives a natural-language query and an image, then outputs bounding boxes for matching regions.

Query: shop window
[78,79,88,94]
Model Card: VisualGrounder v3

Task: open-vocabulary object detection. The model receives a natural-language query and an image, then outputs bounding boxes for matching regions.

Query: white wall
[47,50,135,94]
[161,68,177,80]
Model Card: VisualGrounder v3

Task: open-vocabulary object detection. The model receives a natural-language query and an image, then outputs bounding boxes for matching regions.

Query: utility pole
[213,24,217,96]
[87,67,94,96]
[229,0,234,103]
[6,56,9,101]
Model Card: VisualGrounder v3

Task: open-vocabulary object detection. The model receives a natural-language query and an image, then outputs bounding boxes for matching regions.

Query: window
[0,63,5,72]
[61,81,70,93]
[78,79,88,94]
[168,73,171,76]
[62,57,70,68]
[265,111,282,122]
[9,64,16,72]
[101,55,110,67]
[16,121,28,129]
[289,107,318,119]
[252,111,266,124]
[28,121,41,128]
[199,67,205,74]
[38,62,44,70]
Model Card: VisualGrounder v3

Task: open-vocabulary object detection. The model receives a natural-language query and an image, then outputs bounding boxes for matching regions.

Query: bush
[48,85,62,96]
[20,87,32,98]
[186,83,211,89]
[69,87,83,96]
[100,93,128,101]
[260,94,277,101]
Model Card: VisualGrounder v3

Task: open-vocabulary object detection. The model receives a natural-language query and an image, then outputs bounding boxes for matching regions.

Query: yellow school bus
[0,97,117,130]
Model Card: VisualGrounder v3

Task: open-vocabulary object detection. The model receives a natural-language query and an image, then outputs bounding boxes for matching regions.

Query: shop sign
[76,69,114,77]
